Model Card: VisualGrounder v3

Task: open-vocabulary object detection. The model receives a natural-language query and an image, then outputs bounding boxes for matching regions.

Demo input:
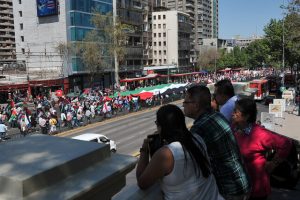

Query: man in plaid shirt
[184,85,250,200]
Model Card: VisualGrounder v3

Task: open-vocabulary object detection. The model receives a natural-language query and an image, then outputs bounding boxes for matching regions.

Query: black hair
[214,79,235,98]
[156,104,211,178]
[186,85,211,111]
[235,98,257,123]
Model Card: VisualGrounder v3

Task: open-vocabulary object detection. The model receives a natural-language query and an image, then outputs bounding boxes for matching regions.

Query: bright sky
[219,0,284,39]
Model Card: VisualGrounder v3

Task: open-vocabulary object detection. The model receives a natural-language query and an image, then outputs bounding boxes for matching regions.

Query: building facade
[159,0,219,64]
[151,10,191,72]
[0,0,16,67]
[13,0,113,90]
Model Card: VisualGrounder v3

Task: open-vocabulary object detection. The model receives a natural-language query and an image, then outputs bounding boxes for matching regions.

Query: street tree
[197,48,220,71]
[246,39,271,68]
[91,12,132,87]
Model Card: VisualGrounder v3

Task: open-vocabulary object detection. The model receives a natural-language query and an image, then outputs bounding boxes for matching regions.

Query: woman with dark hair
[136,104,223,200]
[232,98,293,200]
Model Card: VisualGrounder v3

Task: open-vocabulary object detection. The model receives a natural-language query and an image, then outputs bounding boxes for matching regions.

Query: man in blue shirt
[214,79,238,122]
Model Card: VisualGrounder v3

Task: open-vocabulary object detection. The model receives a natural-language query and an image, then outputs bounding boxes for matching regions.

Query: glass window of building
[19,11,22,17]
[158,33,161,37]
[163,15,166,19]
[163,41,166,46]
[159,59,162,64]
[158,24,161,29]
[19,0,21,4]
[154,33,156,37]
[154,42,156,46]
[163,32,166,37]
[159,50,161,55]
[159,42,161,46]
[21,36,24,42]
[154,50,157,55]
[153,24,156,29]
[20,23,23,30]
[21,48,25,54]
[158,15,161,20]
[153,15,156,20]
[164,59,166,63]
[164,50,166,55]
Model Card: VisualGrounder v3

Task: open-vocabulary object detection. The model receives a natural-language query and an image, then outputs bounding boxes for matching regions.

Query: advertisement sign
[36,0,57,17]
[269,103,283,118]
[273,99,286,112]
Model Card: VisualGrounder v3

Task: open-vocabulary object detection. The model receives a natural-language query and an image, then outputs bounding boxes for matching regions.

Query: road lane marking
[56,99,184,138]
[131,121,193,157]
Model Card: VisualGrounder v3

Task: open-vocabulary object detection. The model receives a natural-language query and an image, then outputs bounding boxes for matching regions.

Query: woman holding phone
[136,104,223,200]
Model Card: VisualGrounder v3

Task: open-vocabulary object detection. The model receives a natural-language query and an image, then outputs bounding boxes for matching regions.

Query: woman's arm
[136,142,174,190]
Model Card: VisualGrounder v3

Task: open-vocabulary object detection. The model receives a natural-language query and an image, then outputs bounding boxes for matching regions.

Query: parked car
[72,133,117,152]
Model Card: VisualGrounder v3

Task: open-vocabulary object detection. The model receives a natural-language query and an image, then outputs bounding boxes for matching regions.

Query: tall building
[117,0,144,77]
[160,0,219,64]
[0,0,16,67]
[151,10,191,71]
[13,0,113,90]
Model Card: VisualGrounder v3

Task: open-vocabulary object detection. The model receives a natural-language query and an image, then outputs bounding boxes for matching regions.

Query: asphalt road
[57,101,194,156]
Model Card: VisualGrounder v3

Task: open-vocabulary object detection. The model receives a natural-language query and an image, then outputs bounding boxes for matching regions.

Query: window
[164,59,167,64]
[158,33,161,37]
[153,33,156,37]
[163,15,166,19]
[21,48,25,54]
[154,42,157,46]
[154,59,157,63]
[159,59,162,64]
[163,41,166,46]
[163,24,166,29]
[153,15,156,20]
[20,23,23,30]
[158,15,161,20]
[158,24,161,29]
[154,50,157,55]
[19,11,22,17]
[21,36,24,42]
[163,32,166,37]
[159,50,161,55]
[164,50,166,55]
[159,42,161,46]
[153,24,156,29]
[19,0,22,4]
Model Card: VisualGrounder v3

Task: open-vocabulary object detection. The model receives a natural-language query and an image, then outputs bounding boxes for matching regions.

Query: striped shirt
[190,110,250,196]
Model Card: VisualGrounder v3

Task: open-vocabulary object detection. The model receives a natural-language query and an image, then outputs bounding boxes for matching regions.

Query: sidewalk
[268,111,300,200]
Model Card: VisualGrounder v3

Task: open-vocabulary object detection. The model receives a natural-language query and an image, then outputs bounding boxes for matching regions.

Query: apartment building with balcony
[159,0,219,64]
[151,10,192,72]
[117,0,144,76]
[0,0,16,66]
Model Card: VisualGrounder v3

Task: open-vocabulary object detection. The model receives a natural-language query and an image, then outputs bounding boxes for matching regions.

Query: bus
[249,79,269,100]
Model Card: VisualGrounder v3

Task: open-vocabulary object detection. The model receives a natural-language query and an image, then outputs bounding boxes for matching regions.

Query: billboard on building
[36,0,58,17]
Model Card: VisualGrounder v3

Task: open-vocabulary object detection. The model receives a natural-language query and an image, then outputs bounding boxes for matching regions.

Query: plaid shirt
[190,110,250,196]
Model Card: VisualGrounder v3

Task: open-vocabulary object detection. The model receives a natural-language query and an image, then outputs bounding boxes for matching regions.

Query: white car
[72,133,117,153]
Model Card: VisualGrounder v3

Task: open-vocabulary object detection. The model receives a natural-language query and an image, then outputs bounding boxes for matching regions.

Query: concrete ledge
[0,135,137,200]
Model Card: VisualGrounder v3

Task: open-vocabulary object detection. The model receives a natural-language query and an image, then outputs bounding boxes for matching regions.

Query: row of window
[152,23,166,29]
[153,32,166,38]
[153,59,167,64]
[153,41,167,46]
[153,50,167,55]
[153,14,166,20]
[70,0,112,13]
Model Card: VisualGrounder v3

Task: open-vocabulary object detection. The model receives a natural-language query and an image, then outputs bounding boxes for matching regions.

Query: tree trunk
[114,50,119,88]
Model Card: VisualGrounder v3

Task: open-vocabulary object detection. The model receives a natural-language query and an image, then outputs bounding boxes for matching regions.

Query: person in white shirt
[136,104,223,200]
[0,121,7,139]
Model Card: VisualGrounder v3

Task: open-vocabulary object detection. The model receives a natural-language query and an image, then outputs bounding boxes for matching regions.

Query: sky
[219,0,284,39]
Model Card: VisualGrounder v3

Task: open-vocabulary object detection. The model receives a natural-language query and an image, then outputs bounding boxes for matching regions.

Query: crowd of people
[136,80,297,200]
